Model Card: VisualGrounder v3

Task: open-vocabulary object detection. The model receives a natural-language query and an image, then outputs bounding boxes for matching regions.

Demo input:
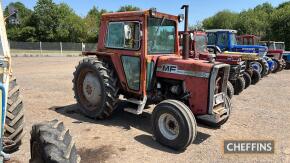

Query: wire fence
[9,41,98,57]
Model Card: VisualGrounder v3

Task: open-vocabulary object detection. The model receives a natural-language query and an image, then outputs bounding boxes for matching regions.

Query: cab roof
[102,10,178,21]
[206,29,237,34]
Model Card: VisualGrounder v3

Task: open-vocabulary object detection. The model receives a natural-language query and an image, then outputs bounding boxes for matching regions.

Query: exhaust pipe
[181,5,189,60]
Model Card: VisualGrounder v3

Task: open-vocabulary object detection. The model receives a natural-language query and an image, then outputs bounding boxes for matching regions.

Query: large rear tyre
[152,100,196,151]
[3,76,25,153]
[251,69,261,85]
[233,77,245,95]
[30,120,81,163]
[227,82,234,99]
[73,58,119,119]
[243,72,251,89]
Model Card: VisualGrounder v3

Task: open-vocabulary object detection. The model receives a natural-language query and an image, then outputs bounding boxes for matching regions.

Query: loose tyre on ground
[152,100,197,151]
[30,120,81,163]
[226,81,234,99]
[73,58,119,119]
[251,69,261,85]
[233,77,245,95]
[4,76,24,153]
[243,72,252,89]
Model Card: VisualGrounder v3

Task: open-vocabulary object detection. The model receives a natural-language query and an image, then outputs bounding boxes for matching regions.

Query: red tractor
[238,35,286,73]
[73,6,231,151]
[179,31,250,99]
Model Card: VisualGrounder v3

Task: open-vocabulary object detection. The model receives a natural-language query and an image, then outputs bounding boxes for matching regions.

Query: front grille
[208,64,230,114]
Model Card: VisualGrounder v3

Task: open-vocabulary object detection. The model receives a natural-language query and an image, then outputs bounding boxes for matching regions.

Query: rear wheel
[233,77,245,95]
[4,76,24,153]
[73,58,119,119]
[243,72,252,89]
[152,100,196,151]
[30,120,81,163]
[226,81,234,99]
[251,69,261,85]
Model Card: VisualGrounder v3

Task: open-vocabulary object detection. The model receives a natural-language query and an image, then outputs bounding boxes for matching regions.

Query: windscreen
[147,17,176,54]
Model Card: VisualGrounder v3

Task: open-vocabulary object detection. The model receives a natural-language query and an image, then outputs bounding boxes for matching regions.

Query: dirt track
[9,57,290,163]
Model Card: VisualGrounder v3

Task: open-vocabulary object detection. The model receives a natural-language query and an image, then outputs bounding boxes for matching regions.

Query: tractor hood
[156,55,216,78]
[232,45,268,57]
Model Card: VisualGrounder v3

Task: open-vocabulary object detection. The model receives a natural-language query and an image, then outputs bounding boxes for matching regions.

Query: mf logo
[161,64,178,73]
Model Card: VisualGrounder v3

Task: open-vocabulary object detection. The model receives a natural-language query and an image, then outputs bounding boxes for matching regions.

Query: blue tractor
[206,29,274,77]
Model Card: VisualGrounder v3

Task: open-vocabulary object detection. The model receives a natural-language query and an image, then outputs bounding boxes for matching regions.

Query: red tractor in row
[73,6,231,150]
[237,35,286,72]
[179,31,252,99]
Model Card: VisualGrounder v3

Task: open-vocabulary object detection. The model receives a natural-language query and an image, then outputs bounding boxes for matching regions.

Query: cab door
[105,20,145,96]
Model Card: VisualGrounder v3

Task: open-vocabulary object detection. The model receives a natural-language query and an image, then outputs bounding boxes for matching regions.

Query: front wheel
[152,100,196,151]
[243,72,252,89]
[227,82,234,99]
[233,77,245,95]
[251,69,261,85]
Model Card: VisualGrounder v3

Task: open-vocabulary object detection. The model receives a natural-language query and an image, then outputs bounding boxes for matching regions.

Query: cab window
[106,22,140,50]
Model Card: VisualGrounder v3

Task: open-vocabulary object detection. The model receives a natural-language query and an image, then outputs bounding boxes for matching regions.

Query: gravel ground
[8,57,290,163]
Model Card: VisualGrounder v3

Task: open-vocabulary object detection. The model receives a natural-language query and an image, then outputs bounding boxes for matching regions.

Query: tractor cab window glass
[148,17,175,54]
[268,43,275,50]
[195,35,207,53]
[207,33,216,45]
[106,22,140,50]
[275,43,285,50]
[217,33,228,48]
[230,34,237,45]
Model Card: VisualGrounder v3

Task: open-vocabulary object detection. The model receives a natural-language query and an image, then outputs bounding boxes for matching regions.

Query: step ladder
[124,96,147,115]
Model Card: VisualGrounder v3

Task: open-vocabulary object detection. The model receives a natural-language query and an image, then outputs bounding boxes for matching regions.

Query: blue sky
[2,0,288,24]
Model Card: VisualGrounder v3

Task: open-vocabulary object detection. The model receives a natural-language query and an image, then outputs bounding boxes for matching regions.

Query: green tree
[83,6,107,42]
[4,2,35,41]
[270,2,290,49]
[31,0,59,41]
[203,10,238,29]
[56,3,85,42]
[117,5,141,12]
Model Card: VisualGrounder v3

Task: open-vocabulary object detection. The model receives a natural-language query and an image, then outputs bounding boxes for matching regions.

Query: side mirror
[178,14,184,23]
[190,33,194,41]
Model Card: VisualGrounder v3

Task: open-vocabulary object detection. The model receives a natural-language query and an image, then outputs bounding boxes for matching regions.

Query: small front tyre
[152,100,196,151]
[226,82,234,99]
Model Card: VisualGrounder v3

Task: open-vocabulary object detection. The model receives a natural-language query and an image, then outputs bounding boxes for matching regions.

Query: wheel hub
[158,113,179,140]
[251,62,263,74]
[82,73,102,106]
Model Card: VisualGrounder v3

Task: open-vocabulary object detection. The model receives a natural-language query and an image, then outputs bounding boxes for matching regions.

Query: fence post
[60,42,63,56]
[40,41,43,56]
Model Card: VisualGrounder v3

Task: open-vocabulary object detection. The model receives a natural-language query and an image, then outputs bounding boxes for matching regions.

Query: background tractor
[206,29,273,78]
[0,3,80,162]
[178,30,248,99]
[74,6,232,151]
[238,35,286,72]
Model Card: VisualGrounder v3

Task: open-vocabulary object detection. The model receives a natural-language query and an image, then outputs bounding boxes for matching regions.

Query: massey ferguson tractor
[0,4,80,162]
[206,29,273,78]
[73,6,232,150]
[238,35,286,72]
[179,30,248,99]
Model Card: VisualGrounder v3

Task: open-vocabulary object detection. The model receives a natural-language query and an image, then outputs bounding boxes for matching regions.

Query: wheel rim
[251,62,262,74]
[83,73,102,106]
[158,113,179,140]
